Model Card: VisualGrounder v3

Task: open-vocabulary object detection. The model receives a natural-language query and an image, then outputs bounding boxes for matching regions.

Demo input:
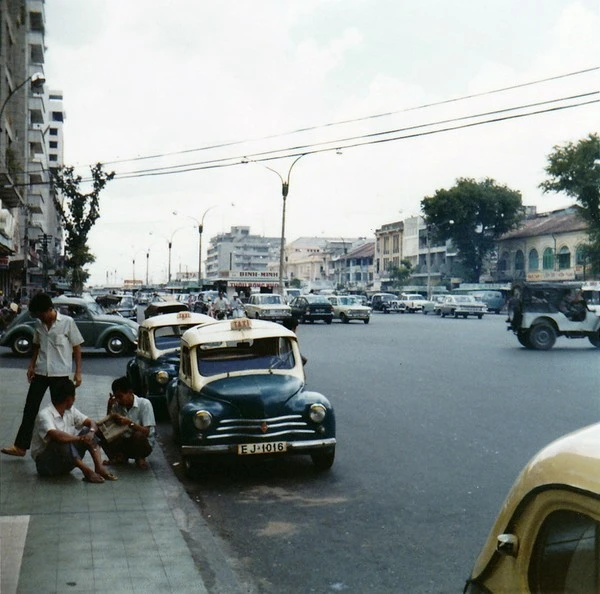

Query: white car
[327,295,371,324]
[439,295,487,319]
[397,293,435,314]
[244,293,292,322]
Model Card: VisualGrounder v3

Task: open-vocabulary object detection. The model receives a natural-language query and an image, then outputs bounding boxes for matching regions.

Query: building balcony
[29,95,45,124]
[28,193,44,214]
[0,169,25,209]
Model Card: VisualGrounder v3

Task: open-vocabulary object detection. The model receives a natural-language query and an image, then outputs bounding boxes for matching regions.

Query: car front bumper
[181,437,336,456]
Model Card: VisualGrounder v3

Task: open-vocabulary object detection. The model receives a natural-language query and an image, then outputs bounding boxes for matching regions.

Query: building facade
[495,207,592,283]
[0,0,61,300]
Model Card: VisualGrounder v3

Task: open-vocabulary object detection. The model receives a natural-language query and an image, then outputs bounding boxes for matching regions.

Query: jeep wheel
[517,331,533,348]
[589,331,600,348]
[528,323,556,350]
[10,333,33,356]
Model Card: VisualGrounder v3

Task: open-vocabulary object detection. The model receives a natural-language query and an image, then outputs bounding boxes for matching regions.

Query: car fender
[94,325,136,349]
[0,323,35,346]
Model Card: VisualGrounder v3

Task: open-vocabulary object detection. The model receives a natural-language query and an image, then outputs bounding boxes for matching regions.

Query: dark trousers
[35,428,98,477]
[102,431,152,461]
[15,375,68,450]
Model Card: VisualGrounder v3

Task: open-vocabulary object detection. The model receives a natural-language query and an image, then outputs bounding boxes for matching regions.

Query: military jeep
[506,282,600,350]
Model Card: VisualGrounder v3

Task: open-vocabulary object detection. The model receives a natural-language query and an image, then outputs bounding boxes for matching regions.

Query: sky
[43,0,599,287]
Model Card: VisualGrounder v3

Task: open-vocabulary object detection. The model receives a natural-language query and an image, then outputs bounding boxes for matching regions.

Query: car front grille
[207,414,314,440]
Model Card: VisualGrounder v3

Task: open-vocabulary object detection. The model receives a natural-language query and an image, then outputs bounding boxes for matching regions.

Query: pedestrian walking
[2,292,84,458]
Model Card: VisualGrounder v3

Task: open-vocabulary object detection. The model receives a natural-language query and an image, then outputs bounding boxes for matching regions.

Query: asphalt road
[2,313,598,593]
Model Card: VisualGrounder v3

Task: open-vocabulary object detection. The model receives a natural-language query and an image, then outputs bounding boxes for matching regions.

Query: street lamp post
[150,226,190,285]
[0,72,46,128]
[243,155,307,296]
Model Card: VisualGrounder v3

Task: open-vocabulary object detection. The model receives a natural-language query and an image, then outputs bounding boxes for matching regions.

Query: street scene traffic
[1,1,599,593]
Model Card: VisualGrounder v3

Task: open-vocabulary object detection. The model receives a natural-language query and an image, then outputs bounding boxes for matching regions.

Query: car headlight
[193,410,212,430]
[309,404,327,423]
[155,370,169,384]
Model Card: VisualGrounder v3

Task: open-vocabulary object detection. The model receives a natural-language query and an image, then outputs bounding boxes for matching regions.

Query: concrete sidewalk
[0,366,249,594]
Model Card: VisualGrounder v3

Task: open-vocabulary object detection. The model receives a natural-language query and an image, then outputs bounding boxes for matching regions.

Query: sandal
[100,471,118,481]
[1,445,26,457]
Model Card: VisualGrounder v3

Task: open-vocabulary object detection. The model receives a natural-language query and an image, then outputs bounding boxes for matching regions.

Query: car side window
[180,346,192,378]
[68,305,87,319]
[528,509,599,593]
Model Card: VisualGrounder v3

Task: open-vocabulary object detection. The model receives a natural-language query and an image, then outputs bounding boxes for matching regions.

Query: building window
[383,236,390,255]
[498,251,509,272]
[49,141,58,148]
[529,249,539,271]
[392,234,399,253]
[49,154,58,162]
[49,128,58,136]
[575,245,587,266]
[515,250,525,271]
[558,246,571,270]
[543,248,554,270]
[51,111,64,122]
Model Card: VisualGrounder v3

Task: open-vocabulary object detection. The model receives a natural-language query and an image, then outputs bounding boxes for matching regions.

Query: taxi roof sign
[230,318,252,331]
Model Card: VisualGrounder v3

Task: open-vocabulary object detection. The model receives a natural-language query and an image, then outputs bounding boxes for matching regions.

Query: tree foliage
[388,258,412,288]
[421,178,523,282]
[540,133,600,273]
[51,163,115,293]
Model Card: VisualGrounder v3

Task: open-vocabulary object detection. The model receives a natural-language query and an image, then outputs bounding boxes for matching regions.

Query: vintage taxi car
[166,318,336,476]
[464,422,600,593]
[126,311,214,416]
[326,295,371,324]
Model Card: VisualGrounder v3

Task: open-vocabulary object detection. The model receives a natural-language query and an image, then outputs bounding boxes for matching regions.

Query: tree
[540,133,600,273]
[51,163,115,293]
[388,258,412,288]
[421,178,523,282]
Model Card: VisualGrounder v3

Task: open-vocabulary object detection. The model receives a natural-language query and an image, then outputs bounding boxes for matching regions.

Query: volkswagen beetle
[166,318,336,476]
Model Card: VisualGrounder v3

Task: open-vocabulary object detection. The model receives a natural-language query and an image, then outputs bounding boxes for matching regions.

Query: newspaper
[96,415,129,443]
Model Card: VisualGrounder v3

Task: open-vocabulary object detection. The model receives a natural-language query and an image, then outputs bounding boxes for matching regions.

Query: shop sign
[527,269,575,281]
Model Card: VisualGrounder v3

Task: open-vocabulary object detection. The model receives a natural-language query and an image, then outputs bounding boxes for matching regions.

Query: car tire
[453,311,459,319]
[182,456,200,479]
[477,314,483,319]
[325,318,332,325]
[528,323,557,350]
[441,311,446,318]
[104,333,130,356]
[311,446,335,471]
[10,333,33,356]
[340,313,349,324]
[363,318,370,324]
[517,331,533,349]
[589,331,600,348]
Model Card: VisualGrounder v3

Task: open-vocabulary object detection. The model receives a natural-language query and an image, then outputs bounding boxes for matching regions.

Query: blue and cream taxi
[166,318,336,476]
[126,311,214,416]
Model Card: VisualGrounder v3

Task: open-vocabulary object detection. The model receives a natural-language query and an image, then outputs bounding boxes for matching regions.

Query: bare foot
[83,472,105,484]
[135,458,149,470]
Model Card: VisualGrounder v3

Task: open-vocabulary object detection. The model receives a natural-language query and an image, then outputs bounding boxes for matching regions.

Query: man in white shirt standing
[2,292,84,458]
[31,378,117,483]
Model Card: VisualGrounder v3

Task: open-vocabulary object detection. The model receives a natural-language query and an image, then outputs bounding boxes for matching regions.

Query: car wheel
[182,455,201,479]
[340,313,349,324]
[363,318,370,324]
[423,310,428,315]
[104,333,129,356]
[10,333,33,356]
[477,314,483,319]
[528,323,557,350]
[517,330,533,349]
[453,311,459,319]
[441,311,446,318]
[588,331,600,348]
[325,318,332,325]
[311,446,335,471]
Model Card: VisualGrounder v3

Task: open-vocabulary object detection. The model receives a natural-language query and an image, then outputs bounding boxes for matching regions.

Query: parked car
[432,295,449,315]
[439,295,487,319]
[469,290,505,314]
[166,318,336,476]
[289,294,334,324]
[126,311,214,416]
[244,293,292,322]
[464,422,600,593]
[397,293,435,314]
[369,293,398,312]
[0,295,139,356]
[506,282,600,350]
[326,295,371,324]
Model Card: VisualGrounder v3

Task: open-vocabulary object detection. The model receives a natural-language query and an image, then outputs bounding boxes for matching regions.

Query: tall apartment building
[0,0,60,299]
[205,226,280,278]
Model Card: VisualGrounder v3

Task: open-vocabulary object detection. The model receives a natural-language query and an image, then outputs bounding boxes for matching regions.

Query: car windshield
[196,336,296,376]
[86,302,104,315]
[257,295,283,305]
[455,296,475,303]
[153,324,199,351]
[306,295,330,304]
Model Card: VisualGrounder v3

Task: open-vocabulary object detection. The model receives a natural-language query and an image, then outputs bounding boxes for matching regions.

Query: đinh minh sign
[216,270,280,288]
